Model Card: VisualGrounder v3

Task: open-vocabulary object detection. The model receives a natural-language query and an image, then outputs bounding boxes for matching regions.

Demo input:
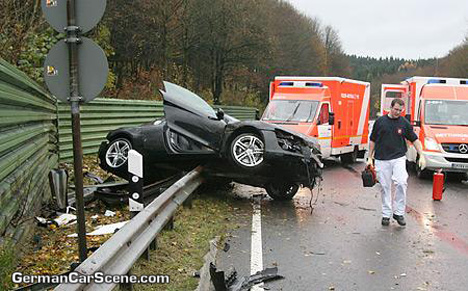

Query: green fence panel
[0,59,58,243]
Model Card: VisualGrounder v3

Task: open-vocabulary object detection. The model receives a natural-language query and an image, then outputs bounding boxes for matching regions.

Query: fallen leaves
[15,203,130,280]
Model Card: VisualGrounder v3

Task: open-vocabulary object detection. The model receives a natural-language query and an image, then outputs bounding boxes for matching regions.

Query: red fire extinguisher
[432,170,444,201]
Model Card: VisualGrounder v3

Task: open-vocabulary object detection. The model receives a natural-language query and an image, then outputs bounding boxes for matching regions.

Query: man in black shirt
[368,99,425,226]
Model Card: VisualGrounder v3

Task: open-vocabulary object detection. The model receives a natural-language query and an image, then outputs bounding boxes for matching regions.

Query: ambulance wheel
[265,182,299,200]
[357,150,366,159]
[340,148,358,164]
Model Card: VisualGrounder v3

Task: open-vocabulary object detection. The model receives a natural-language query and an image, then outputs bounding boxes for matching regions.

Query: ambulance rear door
[381,84,409,117]
[317,102,332,158]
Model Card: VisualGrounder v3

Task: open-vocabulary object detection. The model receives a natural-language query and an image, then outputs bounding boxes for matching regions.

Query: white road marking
[251,200,264,291]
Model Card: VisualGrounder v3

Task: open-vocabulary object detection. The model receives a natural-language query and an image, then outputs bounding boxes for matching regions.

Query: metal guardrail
[55,166,204,291]
[58,99,258,161]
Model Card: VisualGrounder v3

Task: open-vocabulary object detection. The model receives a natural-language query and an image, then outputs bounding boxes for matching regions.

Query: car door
[161,81,226,151]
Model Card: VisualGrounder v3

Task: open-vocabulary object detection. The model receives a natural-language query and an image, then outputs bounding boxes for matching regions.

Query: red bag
[361,165,377,187]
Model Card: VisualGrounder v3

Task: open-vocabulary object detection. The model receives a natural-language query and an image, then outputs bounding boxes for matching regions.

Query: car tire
[229,132,265,170]
[104,138,132,175]
[340,147,358,164]
[265,182,299,200]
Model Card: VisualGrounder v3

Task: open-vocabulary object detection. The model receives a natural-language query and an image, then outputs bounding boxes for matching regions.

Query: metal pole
[67,0,87,262]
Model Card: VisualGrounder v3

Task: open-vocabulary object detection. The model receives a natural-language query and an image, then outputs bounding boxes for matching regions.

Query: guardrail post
[120,271,133,291]
[128,150,144,218]
[183,194,193,209]
[164,216,174,230]
[150,237,157,250]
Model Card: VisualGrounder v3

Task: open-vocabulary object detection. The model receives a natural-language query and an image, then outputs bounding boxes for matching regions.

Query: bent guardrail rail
[55,166,204,291]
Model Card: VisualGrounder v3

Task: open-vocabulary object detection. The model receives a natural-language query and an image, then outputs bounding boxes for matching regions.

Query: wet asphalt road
[217,159,468,291]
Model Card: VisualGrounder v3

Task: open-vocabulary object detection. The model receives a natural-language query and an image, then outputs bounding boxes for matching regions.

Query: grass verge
[0,243,16,290]
[132,189,248,291]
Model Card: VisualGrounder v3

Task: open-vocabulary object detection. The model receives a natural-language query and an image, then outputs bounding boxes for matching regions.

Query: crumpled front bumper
[261,130,323,186]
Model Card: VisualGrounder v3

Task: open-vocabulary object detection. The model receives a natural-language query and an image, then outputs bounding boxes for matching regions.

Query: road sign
[44,37,108,103]
[41,0,106,34]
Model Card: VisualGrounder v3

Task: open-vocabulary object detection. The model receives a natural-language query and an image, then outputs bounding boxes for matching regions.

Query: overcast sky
[287,0,468,60]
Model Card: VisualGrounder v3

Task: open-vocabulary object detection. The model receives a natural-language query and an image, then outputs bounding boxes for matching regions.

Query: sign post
[67,0,87,262]
[42,0,108,262]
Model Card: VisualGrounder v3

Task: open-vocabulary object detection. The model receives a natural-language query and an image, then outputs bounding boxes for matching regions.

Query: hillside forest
[1,0,467,117]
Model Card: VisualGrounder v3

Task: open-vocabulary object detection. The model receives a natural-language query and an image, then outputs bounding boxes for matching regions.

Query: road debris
[53,213,77,227]
[104,210,116,217]
[68,221,128,237]
[358,206,376,211]
[210,263,284,291]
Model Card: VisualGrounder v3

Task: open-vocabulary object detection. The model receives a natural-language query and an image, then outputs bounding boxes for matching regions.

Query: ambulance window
[318,104,329,124]
[386,91,403,98]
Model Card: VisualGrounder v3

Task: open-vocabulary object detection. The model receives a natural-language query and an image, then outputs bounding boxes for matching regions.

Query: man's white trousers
[375,156,408,217]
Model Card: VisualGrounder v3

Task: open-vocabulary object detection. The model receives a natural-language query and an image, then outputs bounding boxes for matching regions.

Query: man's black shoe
[381,217,390,226]
[393,214,406,226]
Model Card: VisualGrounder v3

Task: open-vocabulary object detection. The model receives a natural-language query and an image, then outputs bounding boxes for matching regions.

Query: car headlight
[275,130,302,152]
[424,137,440,151]
[278,138,293,150]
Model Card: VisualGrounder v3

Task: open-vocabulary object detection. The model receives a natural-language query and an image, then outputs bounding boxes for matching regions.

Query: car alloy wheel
[231,133,264,168]
[105,138,132,168]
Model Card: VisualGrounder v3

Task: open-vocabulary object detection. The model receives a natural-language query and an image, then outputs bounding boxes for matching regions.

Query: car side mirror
[413,120,421,127]
[329,112,335,125]
[216,108,225,120]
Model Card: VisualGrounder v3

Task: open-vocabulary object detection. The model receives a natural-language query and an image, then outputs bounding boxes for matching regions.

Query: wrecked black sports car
[98,82,323,200]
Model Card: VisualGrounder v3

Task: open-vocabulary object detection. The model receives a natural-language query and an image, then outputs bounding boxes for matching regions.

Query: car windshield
[163,81,217,119]
[424,100,468,126]
[262,100,319,122]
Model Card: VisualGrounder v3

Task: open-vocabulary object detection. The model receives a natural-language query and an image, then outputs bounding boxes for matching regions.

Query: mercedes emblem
[459,143,468,154]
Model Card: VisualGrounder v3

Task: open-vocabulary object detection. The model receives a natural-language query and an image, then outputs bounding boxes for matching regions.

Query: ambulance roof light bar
[278,81,323,87]
[305,82,323,87]
[427,79,447,84]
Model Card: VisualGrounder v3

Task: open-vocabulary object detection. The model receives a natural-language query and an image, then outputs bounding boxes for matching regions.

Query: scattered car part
[104,210,116,217]
[54,213,77,227]
[210,263,284,291]
[84,171,104,184]
[49,169,69,210]
[68,221,128,237]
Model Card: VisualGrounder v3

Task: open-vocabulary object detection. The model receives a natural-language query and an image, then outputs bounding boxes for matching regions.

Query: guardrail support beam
[183,193,193,209]
[150,237,157,250]
[120,271,133,291]
[164,216,174,231]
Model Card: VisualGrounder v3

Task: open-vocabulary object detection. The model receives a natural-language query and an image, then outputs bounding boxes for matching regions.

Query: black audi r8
[98,81,323,200]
